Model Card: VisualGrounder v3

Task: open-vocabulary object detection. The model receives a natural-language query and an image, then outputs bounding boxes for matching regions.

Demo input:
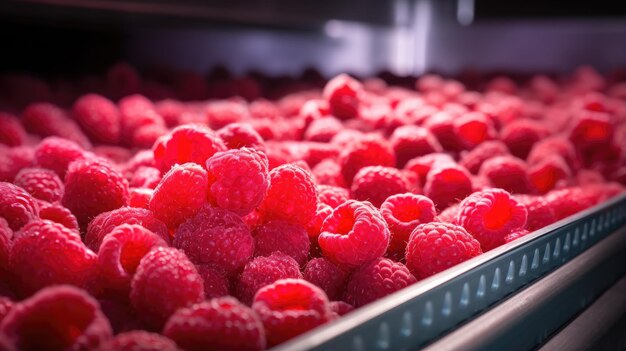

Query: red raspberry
[423,164,474,210]
[0,297,13,323]
[500,119,550,159]
[206,148,269,216]
[527,155,572,194]
[85,207,169,252]
[62,157,130,228]
[72,94,122,144]
[423,111,460,151]
[235,252,302,305]
[301,142,340,168]
[318,200,390,268]
[479,156,531,194]
[0,182,39,231]
[527,136,579,171]
[196,265,230,299]
[254,220,309,266]
[123,150,156,177]
[380,193,437,260]
[250,99,283,120]
[404,153,455,185]
[92,145,133,164]
[456,189,528,251]
[390,125,443,168]
[406,222,482,279]
[330,301,354,317]
[568,111,613,151]
[0,218,11,281]
[0,113,26,146]
[304,117,343,143]
[131,247,205,330]
[106,62,141,97]
[21,103,91,148]
[312,159,346,187]
[217,123,266,151]
[118,94,165,143]
[98,331,181,351]
[259,164,318,226]
[0,146,35,182]
[153,124,226,173]
[149,163,208,230]
[303,257,349,301]
[13,168,64,203]
[323,74,362,120]
[504,229,531,243]
[545,187,601,221]
[350,166,410,207]
[205,100,250,130]
[133,123,168,149]
[453,112,496,150]
[339,135,396,185]
[252,279,331,346]
[97,298,141,334]
[129,188,153,209]
[174,205,254,274]
[10,220,97,295]
[0,285,112,351]
[38,202,80,232]
[34,137,87,180]
[344,258,417,307]
[306,203,333,258]
[130,166,161,189]
[163,297,265,351]
[437,203,461,224]
[317,185,349,209]
[458,141,510,174]
[98,224,168,294]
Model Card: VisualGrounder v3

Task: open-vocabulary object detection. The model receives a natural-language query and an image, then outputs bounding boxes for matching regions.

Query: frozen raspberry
[253,220,309,266]
[196,265,230,299]
[0,285,112,351]
[205,100,250,129]
[406,222,482,279]
[130,166,161,189]
[350,166,410,208]
[318,200,390,268]
[98,224,168,294]
[206,148,269,216]
[527,137,579,172]
[330,301,354,317]
[380,193,437,260]
[13,168,64,203]
[34,137,87,180]
[317,185,349,209]
[303,258,349,301]
[344,257,416,307]
[479,156,531,194]
[453,112,496,150]
[259,164,318,226]
[306,203,333,258]
[72,94,122,144]
[437,203,461,224]
[423,164,474,211]
[404,153,456,185]
[339,135,396,185]
[323,74,362,120]
[21,103,91,148]
[10,220,97,295]
[527,155,572,194]
[423,111,460,151]
[0,113,26,146]
[62,157,129,228]
[217,123,266,151]
[235,253,302,305]
[545,187,601,220]
[252,279,331,346]
[163,297,265,351]
[85,207,169,251]
[312,159,346,187]
[456,189,528,251]
[153,124,226,173]
[500,119,550,159]
[390,125,443,168]
[504,229,531,243]
[0,182,39,231]
[98,331,181,351]
[107,62,141,97]
[129,188,153,209]
[0,297,13,323]
[0,146,34,182]
[131,247,205,330]
[458,141,510,174]
[38,202,80,232]
[174,205,254,275]
[149,163,208,229]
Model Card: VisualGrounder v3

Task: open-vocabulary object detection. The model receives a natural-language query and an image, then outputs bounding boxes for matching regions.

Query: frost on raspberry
[0,182,39,231]
[423,164,473,211]
[323,74,363,120]
[163,297,266,351]
[303,257,349,301]
[339,135,395,186]
[235,252,302,305]
[72,93,122,144]
[254,220,310,266]
[97,331,182,351]
[350,166,411,208]
[153,124,226,173]
[13,167,64,203]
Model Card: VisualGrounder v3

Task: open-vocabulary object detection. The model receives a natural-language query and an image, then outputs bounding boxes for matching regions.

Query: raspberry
[423,164,473,210]
[259,164,318,226]
[153,124,226,173]
[196,265,230,299]
[254,220,309,266]
[106,62,141,97]
[527,137,579,171]
[323,74,362,120]
[504,229,531,243]
[62,157,130,228]
[303,258,349,301]
[527,155,572,194]
[453,112,496,150]
[98,331,181,351]
[390,125,443,168]
[129,188,153,209]
[38,202,80,232]
[456,189,528,250]
[72,94,122,144]
[458,141,510,174]
[0,182,39,231]
[304,117,343,142]
[350,166,410,207]
[0,113,26,146]
[406,222,482,279]
[252,279,331,346]
[317,185,349,209]
[205,100,250,130]
[0,218,11,281]
[306,203,333,258]
[404,153,456,185]
[0,285,112,351]
[118,94,165,141]
[85,207,169,252]
[330,301,354,317]
[217,123,266,151]
[130,247,205,330]
[97,298,141,334]
[206,148,269,216]
[149,163,208,230]
[423,111,460,151]
[13,168,64,203]
[339,135,396,186]
[129,166,161,189]
[21,103,91,148]
[545,187,601,220]
[0,146,35,182]
[380,193,437,260]
[0,297,13,323]
[344,258,417,307]
[437,203,461,224]
[479,156,531,194]
[163,297,265,351]
[133,123,168,149]
[318,200,390,268]
[34,137,87,180]
[92,145,133,164]
[123,150,156,177]
[312,159,346,187]
[500,119,550,159]
[174,205,254,275]
[569,111,613,151]
[98,224,168,294]
[235,252,302,305]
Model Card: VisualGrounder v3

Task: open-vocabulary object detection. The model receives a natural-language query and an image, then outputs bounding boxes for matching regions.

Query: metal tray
[273,193,626,351]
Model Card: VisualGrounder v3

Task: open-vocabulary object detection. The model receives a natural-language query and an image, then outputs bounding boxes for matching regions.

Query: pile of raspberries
[0,64,625,351]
